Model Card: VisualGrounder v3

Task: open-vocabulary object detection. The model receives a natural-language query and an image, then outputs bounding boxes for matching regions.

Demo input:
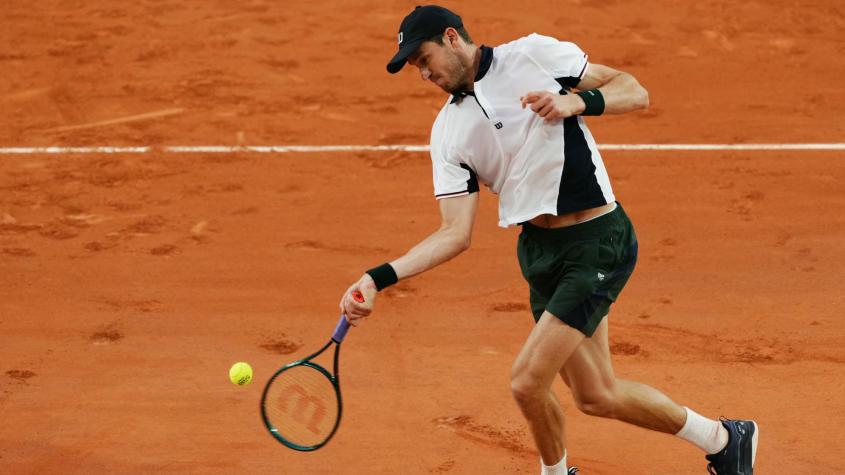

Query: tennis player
[340,5,758,474]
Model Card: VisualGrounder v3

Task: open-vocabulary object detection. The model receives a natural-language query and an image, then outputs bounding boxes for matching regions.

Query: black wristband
[365,263,398,291]
[576,89,605,116]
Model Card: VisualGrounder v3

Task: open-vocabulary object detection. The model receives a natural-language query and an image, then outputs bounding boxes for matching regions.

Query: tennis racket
[260,290,365,451]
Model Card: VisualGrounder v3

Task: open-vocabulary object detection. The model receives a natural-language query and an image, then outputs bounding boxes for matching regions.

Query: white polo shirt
[429,33,615,227]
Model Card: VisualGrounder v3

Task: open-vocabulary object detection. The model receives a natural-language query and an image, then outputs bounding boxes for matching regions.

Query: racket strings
[264,364,339,448]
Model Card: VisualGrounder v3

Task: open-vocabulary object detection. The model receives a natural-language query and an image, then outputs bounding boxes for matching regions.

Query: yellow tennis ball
[229,362,253,386]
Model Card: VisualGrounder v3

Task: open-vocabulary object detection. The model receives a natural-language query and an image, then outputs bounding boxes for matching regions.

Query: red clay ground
[2,1,844,473]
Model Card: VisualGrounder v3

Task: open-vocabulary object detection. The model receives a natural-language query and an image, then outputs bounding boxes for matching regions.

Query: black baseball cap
[386,5,463,74]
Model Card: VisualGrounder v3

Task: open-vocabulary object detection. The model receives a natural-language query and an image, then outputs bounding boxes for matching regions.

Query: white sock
[675,407,729,454]
[540,450,567,475]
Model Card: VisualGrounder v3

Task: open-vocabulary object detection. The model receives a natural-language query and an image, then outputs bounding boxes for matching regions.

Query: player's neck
[465,44,481,91]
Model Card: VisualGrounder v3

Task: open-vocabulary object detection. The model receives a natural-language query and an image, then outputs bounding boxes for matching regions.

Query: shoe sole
[750,421,759,469]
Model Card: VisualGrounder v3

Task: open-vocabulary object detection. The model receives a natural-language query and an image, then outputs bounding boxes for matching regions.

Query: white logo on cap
[398,32,403,45]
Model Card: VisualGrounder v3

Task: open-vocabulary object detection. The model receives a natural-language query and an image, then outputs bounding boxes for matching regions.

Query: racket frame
[260,326,345,451]
[261,291,363,451]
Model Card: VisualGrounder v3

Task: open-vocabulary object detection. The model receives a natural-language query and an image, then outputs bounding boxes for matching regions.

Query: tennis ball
[229,362,253,386]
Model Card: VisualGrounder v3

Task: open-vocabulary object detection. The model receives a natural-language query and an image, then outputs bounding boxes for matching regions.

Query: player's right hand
[339,274,377,326]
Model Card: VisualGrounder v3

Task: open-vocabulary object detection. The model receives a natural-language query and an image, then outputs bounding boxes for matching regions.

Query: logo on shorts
[494,122,503,129]
[597,272,606,281]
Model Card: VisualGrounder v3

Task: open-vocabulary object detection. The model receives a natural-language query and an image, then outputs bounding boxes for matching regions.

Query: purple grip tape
[332,291,364,343]
[332,314,351,343]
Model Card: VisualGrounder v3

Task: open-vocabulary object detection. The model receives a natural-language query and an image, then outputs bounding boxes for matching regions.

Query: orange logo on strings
[277,384,328,435]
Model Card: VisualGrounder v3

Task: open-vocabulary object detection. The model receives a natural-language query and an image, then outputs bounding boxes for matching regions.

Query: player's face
[408,40,470,94]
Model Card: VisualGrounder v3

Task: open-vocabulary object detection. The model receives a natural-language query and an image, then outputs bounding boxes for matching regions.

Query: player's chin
[432,78,453,93]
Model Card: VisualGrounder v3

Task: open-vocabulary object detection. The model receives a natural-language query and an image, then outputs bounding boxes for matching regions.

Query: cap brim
[386,39,423,74]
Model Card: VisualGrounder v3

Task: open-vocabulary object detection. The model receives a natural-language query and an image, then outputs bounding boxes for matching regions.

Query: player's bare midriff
[527,202,616,229]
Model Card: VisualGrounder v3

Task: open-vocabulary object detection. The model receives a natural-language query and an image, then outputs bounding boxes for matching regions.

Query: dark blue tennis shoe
[567,467,578,475]
[705,418,759,474]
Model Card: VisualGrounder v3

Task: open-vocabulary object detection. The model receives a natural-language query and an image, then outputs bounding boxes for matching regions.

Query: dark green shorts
[517,203,638,337]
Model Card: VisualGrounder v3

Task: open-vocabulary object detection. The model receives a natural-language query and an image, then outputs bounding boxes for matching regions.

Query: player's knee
[509,373,544,409]
[574,389,618,417]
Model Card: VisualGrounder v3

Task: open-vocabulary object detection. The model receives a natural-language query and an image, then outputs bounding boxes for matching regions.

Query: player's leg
[549,204,714,437]
[514,208,630,473]
[561,317,758,473]
[561,317,686,432]
[510,310,584,472]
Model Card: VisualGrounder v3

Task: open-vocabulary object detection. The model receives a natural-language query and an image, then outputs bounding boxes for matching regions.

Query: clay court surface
[2,1,845,473]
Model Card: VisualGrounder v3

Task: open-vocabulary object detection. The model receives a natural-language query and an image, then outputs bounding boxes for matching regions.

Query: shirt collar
[451,45,493,104]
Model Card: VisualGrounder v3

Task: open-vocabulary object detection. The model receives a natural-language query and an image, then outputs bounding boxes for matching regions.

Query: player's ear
[444,27,460,47]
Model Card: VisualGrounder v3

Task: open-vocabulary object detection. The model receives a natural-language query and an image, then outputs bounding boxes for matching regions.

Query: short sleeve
[521,33,589,89]
[429,102,480,200]
[430,149,479,199]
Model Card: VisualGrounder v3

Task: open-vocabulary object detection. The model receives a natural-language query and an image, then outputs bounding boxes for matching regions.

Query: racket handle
[332,315,350,343]
[333,291,366,343]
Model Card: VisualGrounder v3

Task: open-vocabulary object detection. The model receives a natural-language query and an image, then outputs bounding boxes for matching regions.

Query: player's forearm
[584,72,649,114]
[390,226,470,281]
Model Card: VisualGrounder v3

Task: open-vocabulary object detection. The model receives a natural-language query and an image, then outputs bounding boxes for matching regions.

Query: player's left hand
[520,91,585,123]
[339,274,377,326]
